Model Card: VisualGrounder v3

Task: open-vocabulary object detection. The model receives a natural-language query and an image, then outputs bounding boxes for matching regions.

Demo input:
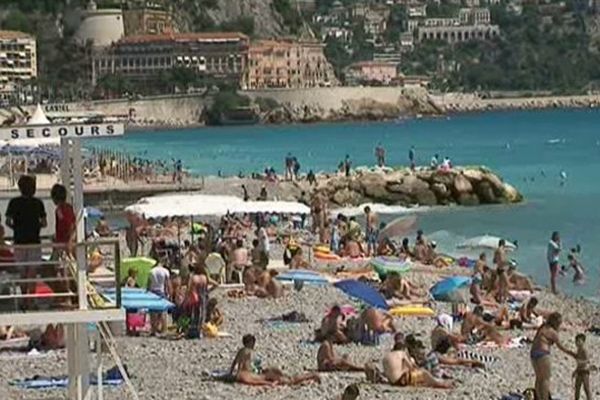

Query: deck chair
[205,253,226,284]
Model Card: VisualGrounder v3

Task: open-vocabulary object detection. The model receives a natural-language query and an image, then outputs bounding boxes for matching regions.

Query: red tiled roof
[118,32,248,44]
[0,30,34,40]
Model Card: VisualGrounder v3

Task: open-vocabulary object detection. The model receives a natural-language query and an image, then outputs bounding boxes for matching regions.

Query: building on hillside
[243,39,337,90]
[344,61,399,86]
[407,19,421,33]
[291,0,317,12]
[364,6,391,38]
[423,18,461,27]
[399,32,415,50]
[417,24,499,43]
[122,5,175,36]
[91,32,249,86]
[320,26,353,42]
[74,1,125,47]
[464,0,481,7]
[0,30,37,101]
[408,4,427,17]
[458,8,491,25]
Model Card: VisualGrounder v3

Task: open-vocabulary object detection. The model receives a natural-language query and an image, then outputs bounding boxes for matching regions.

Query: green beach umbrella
[120,257,157,288]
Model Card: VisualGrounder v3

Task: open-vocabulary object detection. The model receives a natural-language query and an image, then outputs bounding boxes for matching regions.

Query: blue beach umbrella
[430,276,472,302]
[84,207,104,219]
[334,279,389,310]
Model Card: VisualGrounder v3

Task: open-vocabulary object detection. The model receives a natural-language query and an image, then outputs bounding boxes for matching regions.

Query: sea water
[92,109,600,298]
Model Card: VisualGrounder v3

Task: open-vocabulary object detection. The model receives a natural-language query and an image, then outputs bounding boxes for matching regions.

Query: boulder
[332,188,363,206]
[453,174,473,193]
[502,183,522,203]
[431,182,450,200]
[360,173,389,199]
[457,192,480,206]
[413,189,438,206]
[431,171,455,187]
[483,173,505,195]
[348,178,363,193]
[475,181,496,203]
[386,175,430,195]
[462,168,485,183]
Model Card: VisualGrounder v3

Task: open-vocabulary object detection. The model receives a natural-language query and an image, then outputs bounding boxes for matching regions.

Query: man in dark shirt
[6,175,47,298]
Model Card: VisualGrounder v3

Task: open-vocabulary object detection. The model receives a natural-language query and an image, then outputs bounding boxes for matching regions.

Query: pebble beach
[2,262,600,400]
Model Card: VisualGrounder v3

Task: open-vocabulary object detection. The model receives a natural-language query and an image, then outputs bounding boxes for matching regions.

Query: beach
[1,260,599,400]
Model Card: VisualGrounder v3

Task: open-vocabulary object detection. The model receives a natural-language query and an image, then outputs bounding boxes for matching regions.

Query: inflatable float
[370,257,411,279]
[389,305,435,318]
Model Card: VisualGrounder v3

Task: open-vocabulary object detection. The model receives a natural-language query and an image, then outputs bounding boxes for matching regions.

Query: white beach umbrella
[457,235,517,251]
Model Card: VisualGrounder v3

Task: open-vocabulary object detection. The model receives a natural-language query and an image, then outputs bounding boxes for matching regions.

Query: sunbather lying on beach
[431,314,463,350]
[229,334,320,386]
[0,325,26,340]
[382,273,426,302]
[470,273,499,308]
[317,337,365,372]
[460,306,507,345]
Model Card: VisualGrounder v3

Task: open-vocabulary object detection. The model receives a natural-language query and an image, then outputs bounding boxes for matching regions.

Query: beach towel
[456,350,499,365]
[11,366,126,389]
[477,336,528,349]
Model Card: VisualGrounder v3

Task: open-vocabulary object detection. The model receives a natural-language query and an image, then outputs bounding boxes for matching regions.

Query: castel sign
[0,123,125,141]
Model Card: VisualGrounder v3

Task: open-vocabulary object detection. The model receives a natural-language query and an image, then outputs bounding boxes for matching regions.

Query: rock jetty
[201,166,523,208]
[310,167,522,207]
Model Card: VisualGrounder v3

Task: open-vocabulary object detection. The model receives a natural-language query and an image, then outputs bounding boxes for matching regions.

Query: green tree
[384,5,408,42]
[272,0,302,34]
[2,10,33,33]
[220,16,255,36]
[324,37,352,80]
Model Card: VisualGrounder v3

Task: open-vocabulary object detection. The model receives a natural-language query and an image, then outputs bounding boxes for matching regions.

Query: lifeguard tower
[0,106,133,400]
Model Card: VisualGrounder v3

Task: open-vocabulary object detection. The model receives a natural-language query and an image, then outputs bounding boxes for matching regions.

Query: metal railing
[0,239,122,314]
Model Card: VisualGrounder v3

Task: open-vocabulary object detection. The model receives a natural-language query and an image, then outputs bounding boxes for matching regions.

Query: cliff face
[172,0,285,38]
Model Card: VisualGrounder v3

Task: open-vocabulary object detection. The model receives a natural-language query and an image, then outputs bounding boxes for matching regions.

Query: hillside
[171,0,287,37]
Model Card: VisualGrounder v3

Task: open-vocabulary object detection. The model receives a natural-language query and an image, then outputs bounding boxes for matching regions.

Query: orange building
[243,39,337,89]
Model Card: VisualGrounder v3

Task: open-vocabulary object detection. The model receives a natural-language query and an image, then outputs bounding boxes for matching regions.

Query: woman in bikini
[530,312,576,400]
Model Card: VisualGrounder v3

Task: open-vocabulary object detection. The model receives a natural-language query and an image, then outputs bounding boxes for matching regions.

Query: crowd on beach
[0,141,597,400]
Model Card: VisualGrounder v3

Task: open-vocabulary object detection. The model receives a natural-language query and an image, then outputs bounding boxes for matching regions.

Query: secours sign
[0,123,125,141]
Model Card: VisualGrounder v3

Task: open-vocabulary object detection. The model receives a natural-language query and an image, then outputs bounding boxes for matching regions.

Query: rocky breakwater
[312,167,522,207]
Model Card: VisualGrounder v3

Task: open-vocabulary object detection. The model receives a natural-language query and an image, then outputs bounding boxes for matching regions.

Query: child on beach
[206,298,224,327]
[566,253,586,285]
[572,333,596,400]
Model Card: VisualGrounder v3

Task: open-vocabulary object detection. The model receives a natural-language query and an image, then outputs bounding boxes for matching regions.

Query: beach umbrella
[334,279,389,310]
[120,257,157,288]
[379,215,418,240]
[457,235,517,251]
[84,207,104,219]
[430,276,471,302]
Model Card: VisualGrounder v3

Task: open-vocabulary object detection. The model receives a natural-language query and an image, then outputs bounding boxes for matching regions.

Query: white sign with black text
[0,123,125,141]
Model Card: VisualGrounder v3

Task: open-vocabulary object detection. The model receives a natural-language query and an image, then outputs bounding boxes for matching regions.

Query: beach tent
[125,193,310,218]
[430,276,472,302]
[457,235,517,251]
[334,279,389,310]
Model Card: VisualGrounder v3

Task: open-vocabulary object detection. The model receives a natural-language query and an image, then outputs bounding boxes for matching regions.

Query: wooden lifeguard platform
[0,109,133,400]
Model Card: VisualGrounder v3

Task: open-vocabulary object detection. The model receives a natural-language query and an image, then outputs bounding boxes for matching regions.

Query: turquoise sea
[93,109,600,298]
